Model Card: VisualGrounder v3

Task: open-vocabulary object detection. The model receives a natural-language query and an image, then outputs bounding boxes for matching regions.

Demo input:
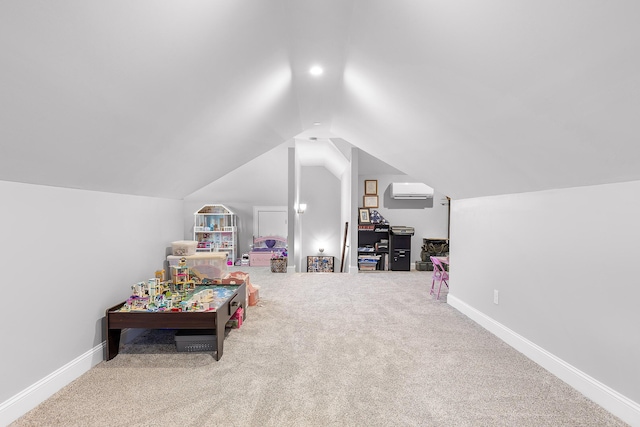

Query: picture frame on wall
[359,208,371,223]
[364,179,378,195]
[363,195,379,208]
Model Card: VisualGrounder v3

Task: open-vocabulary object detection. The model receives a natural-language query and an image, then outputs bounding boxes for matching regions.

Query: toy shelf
[193,204,238,264]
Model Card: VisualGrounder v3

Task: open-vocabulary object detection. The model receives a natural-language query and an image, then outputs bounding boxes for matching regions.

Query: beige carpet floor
[11,267,628,426]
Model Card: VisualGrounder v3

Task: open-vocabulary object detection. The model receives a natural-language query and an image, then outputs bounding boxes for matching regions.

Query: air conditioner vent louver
[390,182,434,200]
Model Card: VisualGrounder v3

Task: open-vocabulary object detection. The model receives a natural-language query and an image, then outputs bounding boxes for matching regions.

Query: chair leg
[437,279,449,300]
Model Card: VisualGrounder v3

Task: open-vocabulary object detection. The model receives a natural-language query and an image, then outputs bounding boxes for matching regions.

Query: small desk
[105,283,246,361]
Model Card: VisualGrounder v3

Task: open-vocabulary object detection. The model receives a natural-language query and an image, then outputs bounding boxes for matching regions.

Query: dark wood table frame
[105,283,246,361]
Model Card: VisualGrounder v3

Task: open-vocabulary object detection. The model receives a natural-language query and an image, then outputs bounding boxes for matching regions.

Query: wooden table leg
[215,317,225,361]
[107,328,121,361]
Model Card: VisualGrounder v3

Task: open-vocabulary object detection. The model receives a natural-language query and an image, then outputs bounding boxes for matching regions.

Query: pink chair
[430,256,449,300]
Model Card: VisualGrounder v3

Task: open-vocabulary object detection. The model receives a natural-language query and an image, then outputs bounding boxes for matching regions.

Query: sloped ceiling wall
[334,1,640,199]
[0,1,303,198]
[1,1,639,200]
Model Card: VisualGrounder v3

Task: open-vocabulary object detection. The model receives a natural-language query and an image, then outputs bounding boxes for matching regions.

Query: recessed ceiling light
[313,122,321,126]
[309,65,323,76]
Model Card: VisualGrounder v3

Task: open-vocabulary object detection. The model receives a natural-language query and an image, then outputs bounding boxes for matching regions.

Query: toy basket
[270,258,287,273]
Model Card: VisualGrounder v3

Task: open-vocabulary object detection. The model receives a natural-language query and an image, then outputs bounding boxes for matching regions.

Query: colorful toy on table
[123,268,177,312]
[124,295,150,311]
[119,262,241,313]
[171,257,196,293]
[124,284,179,312]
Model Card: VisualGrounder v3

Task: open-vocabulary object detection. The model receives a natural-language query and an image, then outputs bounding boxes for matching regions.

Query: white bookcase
[193,204,238,265]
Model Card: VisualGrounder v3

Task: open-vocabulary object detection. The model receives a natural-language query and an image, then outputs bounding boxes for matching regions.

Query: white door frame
[253,206,288,238]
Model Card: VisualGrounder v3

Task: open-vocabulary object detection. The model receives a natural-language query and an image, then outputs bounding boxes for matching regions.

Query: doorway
[253,206,288,238]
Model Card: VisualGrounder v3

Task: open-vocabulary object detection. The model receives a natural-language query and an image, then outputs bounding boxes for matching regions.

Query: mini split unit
[390,182,434,200]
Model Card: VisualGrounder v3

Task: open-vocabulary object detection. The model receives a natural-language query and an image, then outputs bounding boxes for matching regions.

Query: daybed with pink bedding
[249,236,287,266]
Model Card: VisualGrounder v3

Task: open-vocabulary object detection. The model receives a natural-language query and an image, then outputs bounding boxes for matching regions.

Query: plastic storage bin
[171,240,198,256]
[167,252,228,280]
[175,329,216,352]
[358,262,377,271]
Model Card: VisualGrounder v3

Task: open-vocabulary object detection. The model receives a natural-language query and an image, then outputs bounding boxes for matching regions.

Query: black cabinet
[390,235,411,271]
[357,225,389,271]
[389,227,414,271]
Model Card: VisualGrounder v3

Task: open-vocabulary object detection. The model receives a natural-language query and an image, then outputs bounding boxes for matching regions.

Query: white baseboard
[0,329,142,427]
[447,294,640,427]
[0,343,103,427]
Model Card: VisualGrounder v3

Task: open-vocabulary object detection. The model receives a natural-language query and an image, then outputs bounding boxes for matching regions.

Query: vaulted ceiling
[2,1,639,200]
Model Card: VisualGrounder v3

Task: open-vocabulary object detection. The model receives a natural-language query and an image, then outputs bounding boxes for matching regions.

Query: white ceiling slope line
[356,148,406,177]
[295,139,349,179]
[184,140,292,204]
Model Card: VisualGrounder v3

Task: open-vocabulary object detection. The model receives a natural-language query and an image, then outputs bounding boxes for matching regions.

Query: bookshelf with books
[357,224,390,271]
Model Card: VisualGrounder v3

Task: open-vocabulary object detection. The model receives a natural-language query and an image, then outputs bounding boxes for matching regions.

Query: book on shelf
[358,224,375,230]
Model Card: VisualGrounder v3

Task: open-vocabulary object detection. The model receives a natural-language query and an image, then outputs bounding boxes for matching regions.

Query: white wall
[449,181,640,423]
[300,166,342,269]
[0,180,183,415]
[348,147,360,272]
[338,154,353,273]
[183,142,290,257]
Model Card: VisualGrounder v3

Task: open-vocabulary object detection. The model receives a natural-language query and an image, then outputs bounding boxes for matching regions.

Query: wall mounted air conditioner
[390,182,434,200]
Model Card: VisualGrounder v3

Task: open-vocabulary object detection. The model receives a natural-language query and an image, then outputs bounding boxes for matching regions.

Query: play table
[105,282,246,361]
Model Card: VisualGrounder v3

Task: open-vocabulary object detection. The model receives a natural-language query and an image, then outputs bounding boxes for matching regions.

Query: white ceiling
[2,1,639,200]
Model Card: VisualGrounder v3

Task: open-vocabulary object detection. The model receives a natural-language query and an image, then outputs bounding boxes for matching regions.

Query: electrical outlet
[493,290,499,305]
